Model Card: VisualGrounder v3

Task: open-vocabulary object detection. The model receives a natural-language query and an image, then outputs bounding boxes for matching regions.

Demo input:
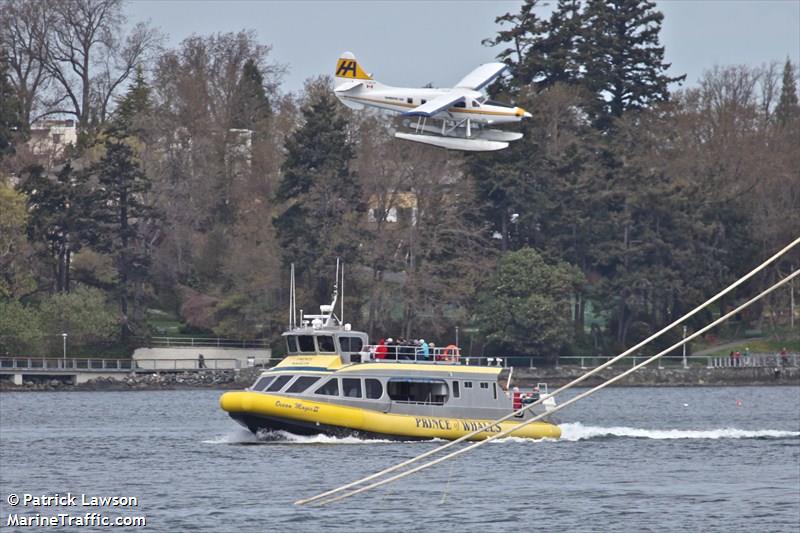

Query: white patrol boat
[220,266,560,441]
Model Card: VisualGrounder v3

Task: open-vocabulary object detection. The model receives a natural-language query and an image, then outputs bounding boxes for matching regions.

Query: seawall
[510,365,800,387]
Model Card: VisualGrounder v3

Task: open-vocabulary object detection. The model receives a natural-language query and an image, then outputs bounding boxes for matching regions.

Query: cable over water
[296,238,799,506]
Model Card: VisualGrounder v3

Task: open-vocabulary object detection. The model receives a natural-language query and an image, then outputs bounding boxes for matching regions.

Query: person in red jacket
[375,339,388,360]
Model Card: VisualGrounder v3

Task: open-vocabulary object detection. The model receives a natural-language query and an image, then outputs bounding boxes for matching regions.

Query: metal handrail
[146,336,270,348]
[0,356,276,372]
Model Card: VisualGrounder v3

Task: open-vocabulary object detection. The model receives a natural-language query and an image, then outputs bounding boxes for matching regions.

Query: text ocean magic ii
[414,417,501,433]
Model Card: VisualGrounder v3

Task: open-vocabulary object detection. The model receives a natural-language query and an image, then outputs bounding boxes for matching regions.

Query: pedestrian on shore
[198,353,206,369]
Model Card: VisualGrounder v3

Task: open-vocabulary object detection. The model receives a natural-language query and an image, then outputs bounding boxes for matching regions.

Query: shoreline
[1,365,797,392]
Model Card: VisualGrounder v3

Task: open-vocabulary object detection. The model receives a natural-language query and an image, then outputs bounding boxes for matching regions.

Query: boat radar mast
[288,259,348,331]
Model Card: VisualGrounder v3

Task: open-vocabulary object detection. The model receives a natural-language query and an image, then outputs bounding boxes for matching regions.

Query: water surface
[1,386,798,532]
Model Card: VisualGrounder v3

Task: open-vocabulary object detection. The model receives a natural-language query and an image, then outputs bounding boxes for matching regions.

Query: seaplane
[333,52,530,151]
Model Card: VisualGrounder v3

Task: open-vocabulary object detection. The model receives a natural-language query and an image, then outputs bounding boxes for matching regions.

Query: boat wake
[558,422,800,441]
[203,428,402,445]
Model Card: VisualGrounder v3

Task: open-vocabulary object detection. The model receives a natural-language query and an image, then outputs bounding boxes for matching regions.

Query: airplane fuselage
[336,85,527,126]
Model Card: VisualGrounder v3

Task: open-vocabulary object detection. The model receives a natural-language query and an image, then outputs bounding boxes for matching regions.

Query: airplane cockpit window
[471,100,480,107]
[454,101,466,108]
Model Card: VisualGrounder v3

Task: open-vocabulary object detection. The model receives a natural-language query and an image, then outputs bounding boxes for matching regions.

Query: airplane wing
[454,62,507,90]
[402,89,470,117]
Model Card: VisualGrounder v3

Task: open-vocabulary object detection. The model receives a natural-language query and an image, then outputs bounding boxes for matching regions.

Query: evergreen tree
[579,0,684,128]
[18,164,96,293]
[231,59,271,131]
[0,51,22,156]
[775,59,799,127]
[273,81,363,303]
[89,138,156,341]
[112,65,152,137]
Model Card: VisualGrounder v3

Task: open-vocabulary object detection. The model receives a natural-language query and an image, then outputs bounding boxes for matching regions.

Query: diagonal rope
[311,268,799,506]
[295,237,800,506]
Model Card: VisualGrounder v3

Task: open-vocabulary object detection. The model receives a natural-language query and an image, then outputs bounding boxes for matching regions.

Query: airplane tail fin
[335,52,375,87]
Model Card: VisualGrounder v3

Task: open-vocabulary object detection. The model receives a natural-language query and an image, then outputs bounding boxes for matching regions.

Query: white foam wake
[559,422,800,441]
[203,429,401,445]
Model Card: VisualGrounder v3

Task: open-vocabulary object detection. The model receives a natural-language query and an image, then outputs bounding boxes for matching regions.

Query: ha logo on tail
[333,51,530,152]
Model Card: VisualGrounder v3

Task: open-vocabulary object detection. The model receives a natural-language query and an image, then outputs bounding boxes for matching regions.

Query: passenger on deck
[418,339,430,360]
[375,339,388,360]
[386,338,397,360]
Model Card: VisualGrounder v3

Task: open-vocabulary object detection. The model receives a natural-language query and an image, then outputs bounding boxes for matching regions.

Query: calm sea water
[1,386,798,532]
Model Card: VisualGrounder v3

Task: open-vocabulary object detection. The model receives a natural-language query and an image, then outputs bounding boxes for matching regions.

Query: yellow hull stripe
[220,391,561,440]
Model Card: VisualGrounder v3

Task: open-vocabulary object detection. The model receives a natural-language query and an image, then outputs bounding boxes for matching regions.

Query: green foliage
[475,248,584,359]
[232,58,272,130]
[0,50,22,155]
[775,59,799,127]
[579,0,685,126]
[0,184,33,298]
[0,299,43,355]
[88,137,158,340]
[38,286,119,346]
[273,79,364,302]
[112,65,152,137]
[17,164,98,293]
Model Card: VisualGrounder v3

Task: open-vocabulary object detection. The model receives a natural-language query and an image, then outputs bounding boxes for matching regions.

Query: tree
[273,77,364,304]
[112,65,152,137]
[579,0,685,128]
[38,285,119,351]
[0,184,34,298]
[33,0,160,132]
[231,58,271,131]
[0,51,23,155]
[89,137,157,341]
[18,163,96,293]
[775,59,799,127]
[0,299,43,355]
[0,0,53,129]
[474,248,583,360]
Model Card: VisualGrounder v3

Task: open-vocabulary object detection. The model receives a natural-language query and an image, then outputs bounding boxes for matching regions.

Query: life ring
[444,344,460,363]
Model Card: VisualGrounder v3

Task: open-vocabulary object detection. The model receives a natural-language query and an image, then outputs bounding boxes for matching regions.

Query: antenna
[289,263,296,329]
[341,261,344,325]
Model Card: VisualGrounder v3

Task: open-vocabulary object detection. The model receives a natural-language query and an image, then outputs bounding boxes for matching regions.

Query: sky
[125,0,800,94]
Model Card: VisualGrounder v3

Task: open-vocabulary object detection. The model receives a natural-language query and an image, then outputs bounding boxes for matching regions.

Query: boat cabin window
[342,378,362,398]
[493,383,497,399]
[297,335,316,353]
[407,97,413,104]
[480,382,489,389]
[464,381,473,388]
[317,335,335,353]
[286,336,298,354]
[266,375,293,392]
[365,378,383,399]
[387,378,448,405]
[452,381,460,398]
[252,376,275,392]
[286,376,320,393]
[338,336,363,353]
[315,378,339,396]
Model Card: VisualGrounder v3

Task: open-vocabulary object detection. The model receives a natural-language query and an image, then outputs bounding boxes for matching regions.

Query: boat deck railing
[361,344,462,365]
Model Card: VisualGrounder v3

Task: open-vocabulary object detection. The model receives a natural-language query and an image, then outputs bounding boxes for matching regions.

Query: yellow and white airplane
[333,52,530,151]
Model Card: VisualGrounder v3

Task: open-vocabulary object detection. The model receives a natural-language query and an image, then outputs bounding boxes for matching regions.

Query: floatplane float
[220,263,560,441]
[332,51,530,151]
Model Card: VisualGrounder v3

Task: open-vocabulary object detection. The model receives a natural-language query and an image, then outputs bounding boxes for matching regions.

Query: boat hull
[220,391,560,441]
